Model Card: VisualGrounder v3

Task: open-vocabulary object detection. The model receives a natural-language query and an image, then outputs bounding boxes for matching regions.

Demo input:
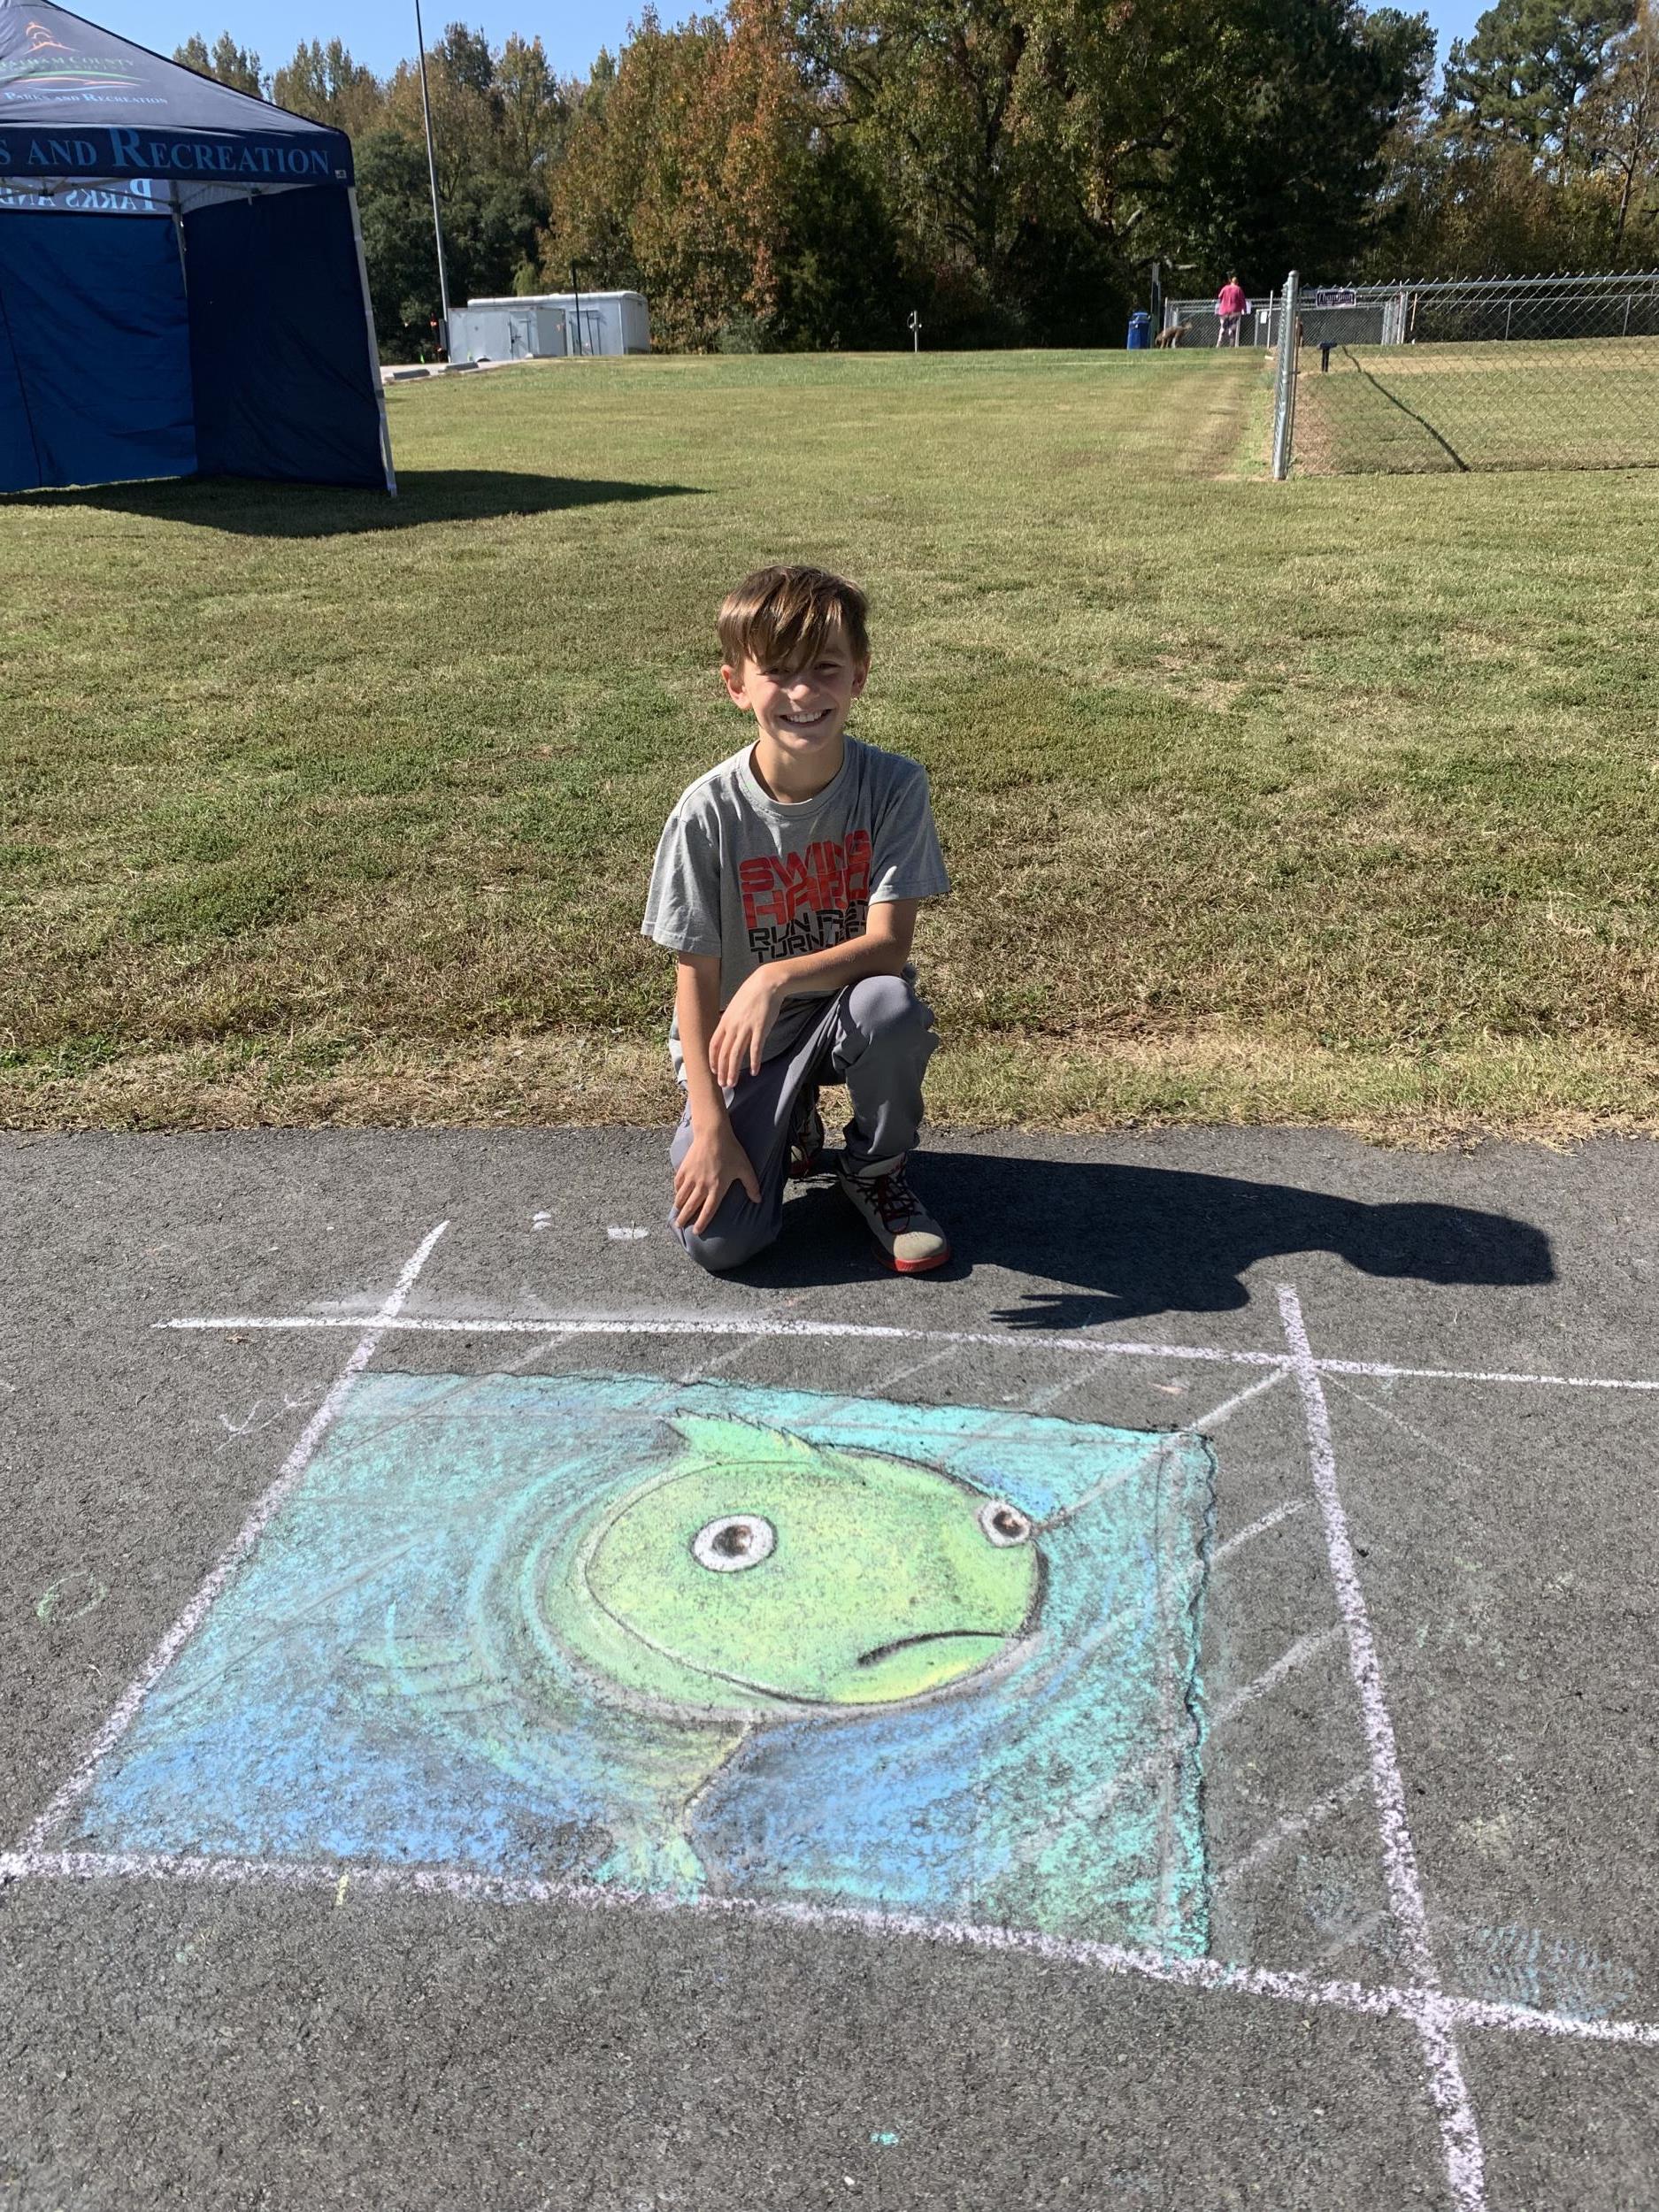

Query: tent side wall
[183,186,387,489]
[0,209,196,494]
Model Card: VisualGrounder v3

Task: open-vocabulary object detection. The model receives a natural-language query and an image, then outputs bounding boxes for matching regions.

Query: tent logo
[0,20,140,96]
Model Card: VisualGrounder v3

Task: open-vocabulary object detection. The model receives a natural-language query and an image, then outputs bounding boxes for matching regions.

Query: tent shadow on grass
[4,469,704,536]
[734,1154,1555,1326]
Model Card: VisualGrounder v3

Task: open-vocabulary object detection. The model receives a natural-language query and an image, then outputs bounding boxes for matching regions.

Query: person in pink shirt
[1215,276,1248,347]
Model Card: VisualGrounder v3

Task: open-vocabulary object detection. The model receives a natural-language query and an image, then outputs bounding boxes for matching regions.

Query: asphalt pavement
[2,1125,1655,2212]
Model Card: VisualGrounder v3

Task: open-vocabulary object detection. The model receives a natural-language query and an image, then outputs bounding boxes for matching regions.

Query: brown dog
[1153,323,1185,348]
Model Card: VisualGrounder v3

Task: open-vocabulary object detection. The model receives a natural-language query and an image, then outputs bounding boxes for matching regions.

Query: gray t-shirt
[642,735,950,1074]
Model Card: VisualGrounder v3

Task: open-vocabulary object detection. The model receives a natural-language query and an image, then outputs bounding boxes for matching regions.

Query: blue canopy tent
[0,0,394,495]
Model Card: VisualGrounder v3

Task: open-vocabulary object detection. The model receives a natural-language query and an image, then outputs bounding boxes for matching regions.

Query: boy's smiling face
[722,637,868,787]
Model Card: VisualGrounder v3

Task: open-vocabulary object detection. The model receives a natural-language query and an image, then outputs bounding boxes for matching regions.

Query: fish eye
[979,1501,1033,1548]
[691,1514,777,1572]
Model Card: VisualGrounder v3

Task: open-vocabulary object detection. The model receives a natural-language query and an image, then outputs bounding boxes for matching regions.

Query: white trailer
[448,300,569,365]
[462,289,650,358]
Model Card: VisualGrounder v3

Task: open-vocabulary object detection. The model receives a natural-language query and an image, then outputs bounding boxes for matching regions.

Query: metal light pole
[908,309,920,354]
[570,261,585,357]
[413,0,451,352]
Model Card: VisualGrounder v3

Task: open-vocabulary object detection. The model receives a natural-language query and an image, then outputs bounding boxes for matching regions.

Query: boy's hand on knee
[709,970,785,1087]
[673,1125,762,1235]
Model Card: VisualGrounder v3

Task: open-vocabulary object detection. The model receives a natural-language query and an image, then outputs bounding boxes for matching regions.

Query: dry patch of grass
[7,1025,1653,1152]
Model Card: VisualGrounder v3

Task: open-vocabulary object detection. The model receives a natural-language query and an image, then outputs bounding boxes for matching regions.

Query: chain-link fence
[1164,288,1407,349]
[1264,270,1659,478]
[1162,296,1278,348]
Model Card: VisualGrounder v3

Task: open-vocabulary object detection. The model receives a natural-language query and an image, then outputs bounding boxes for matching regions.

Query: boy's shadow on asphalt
[740,1154,1554,1327]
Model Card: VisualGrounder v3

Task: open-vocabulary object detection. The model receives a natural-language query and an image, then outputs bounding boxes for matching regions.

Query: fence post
[1271,269,1301,480]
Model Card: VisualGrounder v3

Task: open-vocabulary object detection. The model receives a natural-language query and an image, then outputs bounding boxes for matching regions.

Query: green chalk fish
[553,1415,1043,1719]
[371,1414,1043,1893]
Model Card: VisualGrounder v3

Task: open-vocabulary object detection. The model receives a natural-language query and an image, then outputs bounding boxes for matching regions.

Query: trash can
[1126,311,1152,349]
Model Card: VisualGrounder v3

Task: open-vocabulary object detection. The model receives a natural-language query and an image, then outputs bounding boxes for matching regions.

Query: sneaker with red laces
[787,1088,827,1179]
[836,1154,950,1274]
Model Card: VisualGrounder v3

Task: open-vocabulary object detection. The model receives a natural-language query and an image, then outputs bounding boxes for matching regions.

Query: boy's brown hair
[718,565,870,676]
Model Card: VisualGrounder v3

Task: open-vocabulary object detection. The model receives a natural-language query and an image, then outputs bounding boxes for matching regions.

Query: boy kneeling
[642,565,951,1275]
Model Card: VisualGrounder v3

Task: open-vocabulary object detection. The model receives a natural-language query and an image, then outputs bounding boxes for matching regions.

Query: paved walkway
[2,1127,1655,2210]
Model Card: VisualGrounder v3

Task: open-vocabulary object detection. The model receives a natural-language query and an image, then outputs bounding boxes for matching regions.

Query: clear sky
[89,0,1492,88]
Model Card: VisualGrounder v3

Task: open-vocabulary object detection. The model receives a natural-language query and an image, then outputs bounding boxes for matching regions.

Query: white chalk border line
[3,1841,1655,2055]
[11,1222,1659,2212]
[157,1309,1659,1394]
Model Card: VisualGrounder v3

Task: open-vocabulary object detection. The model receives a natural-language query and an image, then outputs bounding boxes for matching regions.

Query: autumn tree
[173,31,265,96]
[270,39,386,138]
[495,34,576,177]
[539,3,816,349]
[785,0,1432,338]
[175,0,1655,357]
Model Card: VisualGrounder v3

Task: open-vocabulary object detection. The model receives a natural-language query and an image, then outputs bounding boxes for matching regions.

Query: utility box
[448,301,568,365]
[463,289,651,358]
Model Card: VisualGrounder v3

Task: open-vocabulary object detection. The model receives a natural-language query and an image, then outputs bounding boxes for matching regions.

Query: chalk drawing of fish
[369,1415,1044,1893]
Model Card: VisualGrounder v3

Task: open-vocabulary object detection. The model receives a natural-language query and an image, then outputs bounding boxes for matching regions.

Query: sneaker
[836,1154,950,1274]
[787,1087,826,1180]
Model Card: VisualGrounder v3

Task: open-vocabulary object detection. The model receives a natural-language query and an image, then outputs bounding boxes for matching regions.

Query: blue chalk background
[68,1372,1214,1952]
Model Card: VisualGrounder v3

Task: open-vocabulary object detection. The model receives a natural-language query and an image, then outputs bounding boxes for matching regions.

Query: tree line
[176,0,1659,359]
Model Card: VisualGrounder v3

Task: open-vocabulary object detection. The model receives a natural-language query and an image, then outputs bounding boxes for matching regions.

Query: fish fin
[677,1721,751,1839]
[671,1414,947,1494]
[595,1825,706,1899]
[667,1414,827,1470]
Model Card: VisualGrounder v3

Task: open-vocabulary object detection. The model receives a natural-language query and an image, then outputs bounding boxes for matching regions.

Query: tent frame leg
[347,185,396,495]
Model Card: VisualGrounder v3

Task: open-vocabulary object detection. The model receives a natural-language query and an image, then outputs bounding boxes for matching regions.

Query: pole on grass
[571,263,585,357]
[1270,269,1300,480]
[908,310,920,353]
[413,0,452,352]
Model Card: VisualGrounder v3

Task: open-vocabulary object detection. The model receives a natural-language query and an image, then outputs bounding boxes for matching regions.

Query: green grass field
[1293,338,1659,477]
[4,348,1657,1140]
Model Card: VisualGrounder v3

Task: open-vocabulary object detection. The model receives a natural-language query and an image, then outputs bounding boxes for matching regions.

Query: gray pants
[670,974,938,1273]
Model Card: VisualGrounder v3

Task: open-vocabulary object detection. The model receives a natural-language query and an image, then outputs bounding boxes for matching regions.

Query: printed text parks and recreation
[0,132,337,176]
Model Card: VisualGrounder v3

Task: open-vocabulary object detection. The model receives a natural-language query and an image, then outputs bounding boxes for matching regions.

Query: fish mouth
[856,1629,1008,1669]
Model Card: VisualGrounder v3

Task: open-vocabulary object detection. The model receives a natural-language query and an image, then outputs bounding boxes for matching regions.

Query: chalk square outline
[50,1369,1215,1950]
